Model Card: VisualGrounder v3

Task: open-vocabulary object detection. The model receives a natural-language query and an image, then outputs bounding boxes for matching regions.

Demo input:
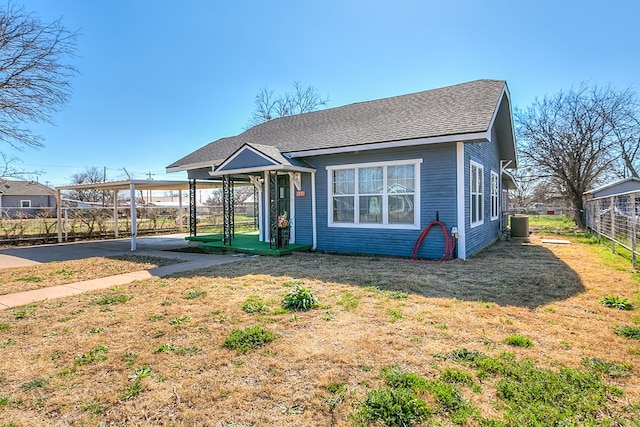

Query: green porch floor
[185,231,312,256]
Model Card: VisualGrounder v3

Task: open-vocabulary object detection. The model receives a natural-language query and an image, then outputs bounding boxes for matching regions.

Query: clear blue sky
[9,0,640,187]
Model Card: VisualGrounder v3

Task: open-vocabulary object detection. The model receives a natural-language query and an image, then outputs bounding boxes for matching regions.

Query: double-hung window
[328,159,420,228]
[490,171,499,220]
[470,161,484,227]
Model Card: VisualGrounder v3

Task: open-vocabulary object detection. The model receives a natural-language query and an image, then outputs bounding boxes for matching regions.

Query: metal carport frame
[55,179,220,251]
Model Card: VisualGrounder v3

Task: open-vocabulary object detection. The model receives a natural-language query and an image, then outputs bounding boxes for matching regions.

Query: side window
[470,161,483,227]
[490,171,499,220]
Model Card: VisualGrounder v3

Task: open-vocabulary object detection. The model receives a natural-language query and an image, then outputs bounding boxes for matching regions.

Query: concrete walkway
[0,234,241,310]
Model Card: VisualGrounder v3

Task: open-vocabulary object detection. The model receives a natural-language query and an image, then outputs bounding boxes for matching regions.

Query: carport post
[130,183,137,251]
[56,188,62,243]
[113,189,119,239]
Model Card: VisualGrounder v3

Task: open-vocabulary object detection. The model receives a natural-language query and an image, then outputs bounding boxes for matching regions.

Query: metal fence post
[633,192,637,270]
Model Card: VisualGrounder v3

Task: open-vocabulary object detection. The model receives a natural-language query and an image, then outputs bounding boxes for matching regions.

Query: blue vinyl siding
[293,173,314,245]
[303,144,458,259]
[464,135,502,257]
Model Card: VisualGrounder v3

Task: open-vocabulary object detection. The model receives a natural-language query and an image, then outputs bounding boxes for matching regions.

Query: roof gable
[217,144,281,172]
[168,79,516,172]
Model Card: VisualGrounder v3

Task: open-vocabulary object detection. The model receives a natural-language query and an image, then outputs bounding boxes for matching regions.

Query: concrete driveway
[0,234,242,309]
[0,233,202,268]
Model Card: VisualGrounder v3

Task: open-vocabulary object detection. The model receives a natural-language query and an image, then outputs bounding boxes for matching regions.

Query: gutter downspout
[311,171,317,250]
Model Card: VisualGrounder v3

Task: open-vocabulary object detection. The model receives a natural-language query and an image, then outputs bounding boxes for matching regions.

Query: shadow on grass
[170,238,584,309]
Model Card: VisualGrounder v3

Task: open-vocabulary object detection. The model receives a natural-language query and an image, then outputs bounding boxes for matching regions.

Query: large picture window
[328,160,421,228]
[470,161,484,227]
[490,171,499,220]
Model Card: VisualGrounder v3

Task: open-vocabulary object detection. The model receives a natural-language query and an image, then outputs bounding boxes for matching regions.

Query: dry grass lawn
[0,231,639,426]
[0,255,183,295]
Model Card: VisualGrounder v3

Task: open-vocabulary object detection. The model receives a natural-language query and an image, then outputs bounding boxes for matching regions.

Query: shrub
[223,326,276,353]
[600,295,633,310]
[282,284,319,311]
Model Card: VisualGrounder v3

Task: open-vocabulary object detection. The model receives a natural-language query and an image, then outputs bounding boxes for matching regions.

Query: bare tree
[65,166,106,203]
[515,83,638,228]
[0,3,78,150]
[247,81,329,127]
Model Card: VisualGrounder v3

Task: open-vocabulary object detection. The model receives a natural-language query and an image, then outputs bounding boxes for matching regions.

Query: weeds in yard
[282,284,319,311]
[0,323,10,330]
[581,357,631,377]
[614,325,640,340]
[182,289,207,300]
[20,377,48,391]
[242,295,268,314]
[223,326,276,353]
[13,304,35,319]
[92,294,132,305]
[337,291,359,310]
[503,334,533,348]
[74,345,108,366]
[168,316,191,326]
[387,308,403,323]
[600,295,634,310]
[18,275,42,283]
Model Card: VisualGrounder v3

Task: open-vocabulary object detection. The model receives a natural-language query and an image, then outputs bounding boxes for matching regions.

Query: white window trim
[327,159,422,230]
[20,200,32,208]
[470,160,484,228]
[490,170,499,221]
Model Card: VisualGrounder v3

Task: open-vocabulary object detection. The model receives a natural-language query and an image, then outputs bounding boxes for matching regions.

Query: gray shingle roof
[168,79,508,170]
[0,180,55,196]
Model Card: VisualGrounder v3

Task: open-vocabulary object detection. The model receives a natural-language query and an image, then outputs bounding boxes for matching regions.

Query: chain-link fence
[0,205,256,245]
[585,191,639,269]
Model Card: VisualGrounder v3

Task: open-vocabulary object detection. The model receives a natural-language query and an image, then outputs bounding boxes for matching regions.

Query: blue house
[167,79,517,259]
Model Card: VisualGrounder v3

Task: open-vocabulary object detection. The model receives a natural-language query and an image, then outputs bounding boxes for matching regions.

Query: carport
[55,179,220,251]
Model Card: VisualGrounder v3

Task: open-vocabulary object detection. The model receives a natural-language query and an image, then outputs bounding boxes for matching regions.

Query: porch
[185,231,312,256]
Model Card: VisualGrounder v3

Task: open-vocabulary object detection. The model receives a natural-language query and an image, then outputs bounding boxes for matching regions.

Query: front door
[269,172,290,248]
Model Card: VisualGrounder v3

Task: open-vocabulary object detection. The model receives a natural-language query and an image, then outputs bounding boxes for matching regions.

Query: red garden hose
[411,221,456,261]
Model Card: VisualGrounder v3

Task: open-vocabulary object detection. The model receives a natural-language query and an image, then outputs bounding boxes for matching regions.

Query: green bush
[223,326,276,353]
[282,284,319,311]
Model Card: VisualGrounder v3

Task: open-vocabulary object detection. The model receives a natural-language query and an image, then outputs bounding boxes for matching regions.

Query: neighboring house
[0,180,56,210]
[167,79,518,259]
[584,177,640,200]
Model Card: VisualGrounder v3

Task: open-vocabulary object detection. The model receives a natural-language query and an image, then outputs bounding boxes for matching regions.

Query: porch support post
[189,179,197,236]
[263,171,269,243]
[222,174,234,246]
[311,171,317,250]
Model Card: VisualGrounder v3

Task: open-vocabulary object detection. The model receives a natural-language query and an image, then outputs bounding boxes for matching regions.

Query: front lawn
[0,233,639,426]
